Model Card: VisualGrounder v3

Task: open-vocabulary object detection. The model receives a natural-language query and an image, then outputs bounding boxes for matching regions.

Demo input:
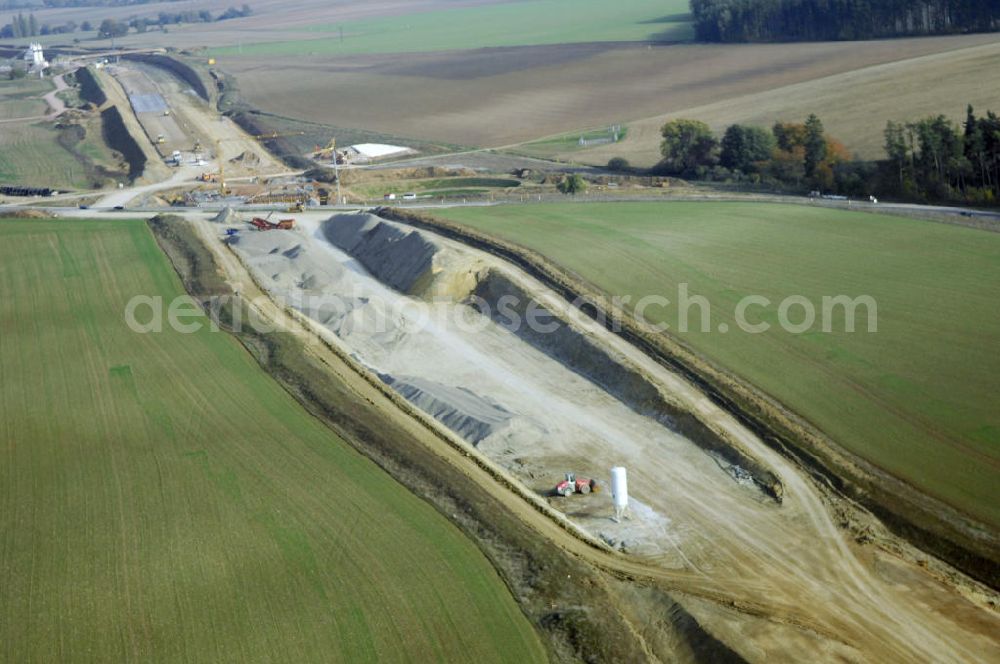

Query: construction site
[1,30,999,663]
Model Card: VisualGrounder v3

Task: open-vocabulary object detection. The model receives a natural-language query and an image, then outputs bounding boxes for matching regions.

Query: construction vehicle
[193,139,202,152]
[250,216,295,231]
[156,133,165,144]
[313,138,337,160]
[555,473,596,497]
[286,201,304,213]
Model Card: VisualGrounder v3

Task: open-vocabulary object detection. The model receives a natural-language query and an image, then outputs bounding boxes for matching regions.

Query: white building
[342,143,411,163]
[23,43,49,76]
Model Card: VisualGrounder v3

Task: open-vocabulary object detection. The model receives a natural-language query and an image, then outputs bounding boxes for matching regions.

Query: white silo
[611,466,629,522]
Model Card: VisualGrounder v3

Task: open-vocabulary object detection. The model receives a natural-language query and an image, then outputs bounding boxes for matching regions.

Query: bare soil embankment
[322,212,782,497]
[221,210,999,661]
[147,214,744,664]
[378,206,1000,590]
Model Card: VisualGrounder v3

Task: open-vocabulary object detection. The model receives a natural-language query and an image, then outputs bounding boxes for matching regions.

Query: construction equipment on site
[250,216,295,231]
[286,201,304,213]
[555,473,596,497]
[156,133,165,144]
[311,138,344,205]
[193,139,202,152]
[312,138,337,160]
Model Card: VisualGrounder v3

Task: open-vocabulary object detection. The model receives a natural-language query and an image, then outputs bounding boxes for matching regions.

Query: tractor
[555,473,595,497]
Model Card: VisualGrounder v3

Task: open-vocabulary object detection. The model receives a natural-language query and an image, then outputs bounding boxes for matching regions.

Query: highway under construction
[2,54,999,663]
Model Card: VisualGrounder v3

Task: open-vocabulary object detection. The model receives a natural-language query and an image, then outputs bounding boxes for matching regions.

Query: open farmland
[209,0,692,57]
[0,219,545,663]
[216,32,1000,153]
[2,0,690,53]
[0,122,93,189]
[0,77,125,190]
[0,79,87,189]
[434,202,1000,527]
[572,38,1000,166]
[0,78,50,120]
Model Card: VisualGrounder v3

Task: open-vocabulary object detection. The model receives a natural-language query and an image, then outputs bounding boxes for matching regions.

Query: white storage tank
[611,466,629,521]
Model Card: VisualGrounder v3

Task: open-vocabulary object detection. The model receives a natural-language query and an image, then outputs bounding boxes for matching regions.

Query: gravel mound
[382,375,513,444]
[212,206,240,224]
[322,213,440,294]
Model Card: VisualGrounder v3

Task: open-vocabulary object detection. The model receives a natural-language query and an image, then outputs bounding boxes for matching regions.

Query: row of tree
[2,11,85,37]
[884,107,1000,204]
[1,4,254,40]
[690,0,1000,42]
[657,107,1000,204]
[99,5,253,36]
[659,114,849,189]
[41,0,183,6]
[4,11,38,37]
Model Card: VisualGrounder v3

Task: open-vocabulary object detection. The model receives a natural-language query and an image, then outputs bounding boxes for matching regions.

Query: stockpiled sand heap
[211,206,240,224]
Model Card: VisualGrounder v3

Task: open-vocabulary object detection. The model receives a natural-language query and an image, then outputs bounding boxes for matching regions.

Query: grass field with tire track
[436,202,1000,527]
[0,219,545,663]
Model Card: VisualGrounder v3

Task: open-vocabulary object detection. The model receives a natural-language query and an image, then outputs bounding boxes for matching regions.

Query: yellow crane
[313,138,337,160]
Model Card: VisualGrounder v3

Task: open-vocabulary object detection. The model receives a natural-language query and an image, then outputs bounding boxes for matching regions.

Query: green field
[353,177,521,199]
[512,126,628,159]
[0,79,97,190]
[435,202,1000,526]
[210,0,691,57]
[0,219,545,662]
[0,77,52,115]
[0,122,95,189]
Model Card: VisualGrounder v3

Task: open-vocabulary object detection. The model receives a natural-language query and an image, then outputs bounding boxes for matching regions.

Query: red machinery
[250,216,295,231]
[555,473,595,497]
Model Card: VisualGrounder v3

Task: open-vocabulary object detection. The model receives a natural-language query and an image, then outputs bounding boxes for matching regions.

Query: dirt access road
[0,73,68,125]
[184,211,999,662]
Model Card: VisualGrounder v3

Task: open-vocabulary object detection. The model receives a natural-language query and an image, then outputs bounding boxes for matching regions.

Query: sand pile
[212,206,240,224]
[322,213,486,299]
[322,213,439,293]
[383,375,513,444]
[229,151,261,165]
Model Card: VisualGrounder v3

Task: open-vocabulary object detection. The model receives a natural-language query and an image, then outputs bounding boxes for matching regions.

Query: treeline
[2,3,251,39]
[658,115,853,190]
[2,11,80,37]
[690,0,1000,42]
[885,107,1000,204]
[655,107,1000,204]
[41,0,182,6]
[101,4,253,34]
[3,11,40,37]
